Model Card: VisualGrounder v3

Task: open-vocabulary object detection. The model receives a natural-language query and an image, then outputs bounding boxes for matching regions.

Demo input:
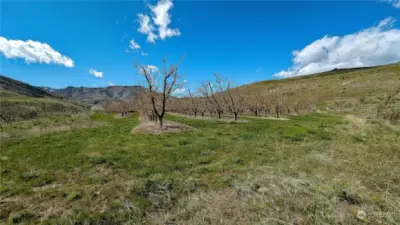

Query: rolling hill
[243,63,400,118]
[0,75,56,98]
[0,75,86,123]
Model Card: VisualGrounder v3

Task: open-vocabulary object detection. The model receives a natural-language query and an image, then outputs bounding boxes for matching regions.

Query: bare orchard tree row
[168,75,316,121]
[133,56,316,128]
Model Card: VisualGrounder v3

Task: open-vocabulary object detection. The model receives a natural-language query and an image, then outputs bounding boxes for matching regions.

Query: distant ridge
[43,85,147,105]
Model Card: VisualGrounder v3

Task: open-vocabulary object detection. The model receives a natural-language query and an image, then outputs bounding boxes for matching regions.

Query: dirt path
[131,113,193,134]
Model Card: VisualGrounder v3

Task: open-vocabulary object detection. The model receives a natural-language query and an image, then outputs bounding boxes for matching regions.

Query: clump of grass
[8,211,36,224]
[66,191,82,201]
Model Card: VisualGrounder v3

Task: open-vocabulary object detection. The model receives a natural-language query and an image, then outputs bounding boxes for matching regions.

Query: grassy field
[1,112,399,224]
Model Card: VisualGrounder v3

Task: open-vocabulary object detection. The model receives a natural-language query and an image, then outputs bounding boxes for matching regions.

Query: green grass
[0,90,86,123]
[1,112,399,224]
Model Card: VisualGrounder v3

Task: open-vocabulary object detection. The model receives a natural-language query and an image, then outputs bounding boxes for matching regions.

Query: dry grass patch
[0,114,106,139]
[143,170,367,225]
[131,120,193,134]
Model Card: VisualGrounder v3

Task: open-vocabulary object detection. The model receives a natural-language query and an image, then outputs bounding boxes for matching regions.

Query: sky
[1,0,400,93]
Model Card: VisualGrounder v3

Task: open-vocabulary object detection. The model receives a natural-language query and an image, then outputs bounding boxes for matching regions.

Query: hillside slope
[0,90,86,123]
[0,76,86,123]
[0,75,55,98]
[245,63,400,117]
[43,85,147,105]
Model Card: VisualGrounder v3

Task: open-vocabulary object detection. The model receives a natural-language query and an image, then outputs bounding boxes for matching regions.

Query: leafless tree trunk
[215,74,245,121]
[188,89,199,117]
[134,55,185,128]
[245,86,262,117]
[116,100,128,116]
[199,82,220,118]
[207,80,224,119]
[268,87,285,118]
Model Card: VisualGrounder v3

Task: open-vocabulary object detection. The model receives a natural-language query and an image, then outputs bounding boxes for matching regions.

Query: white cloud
[150,0,181,40]
[137,14,158,43]
[108,82,115,86]
[141,51,148,56]
[137,65,158,75]
[129,39,141,50]
[0,37,74,68]
[89,69,103,78]
[274,17,400,78]
[381,0,400,8]
[147,65,158,72]
[137,0,180,43]
[172,88,186,95]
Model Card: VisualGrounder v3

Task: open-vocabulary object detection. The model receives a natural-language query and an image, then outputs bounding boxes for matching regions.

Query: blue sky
[1,0,399,90]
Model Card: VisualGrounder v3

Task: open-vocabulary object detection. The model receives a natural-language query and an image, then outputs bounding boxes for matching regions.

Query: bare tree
[187,89,199,117]
[198,98,207,117]
[116,100,128,116]
[177,97,190,115]
[215,74,245,121]
[198,84,215,117]
[134,56,185,128]
[268,87,286,118]
[200,81,224,118]
[245,86,262,116]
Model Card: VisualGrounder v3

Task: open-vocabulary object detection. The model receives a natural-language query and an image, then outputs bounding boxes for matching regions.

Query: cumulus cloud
[0,36,74,68]
[381,0,400,8]
[147,65,158,72]
[137,14,158,43]
[172,88,186,96]
[137,0,180,43]
[108,82,115,86]
[89,69,103,78]
[274,17,400,78]
[150,0,181,40]
[129,39,141,50]
[137,65,158,75]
